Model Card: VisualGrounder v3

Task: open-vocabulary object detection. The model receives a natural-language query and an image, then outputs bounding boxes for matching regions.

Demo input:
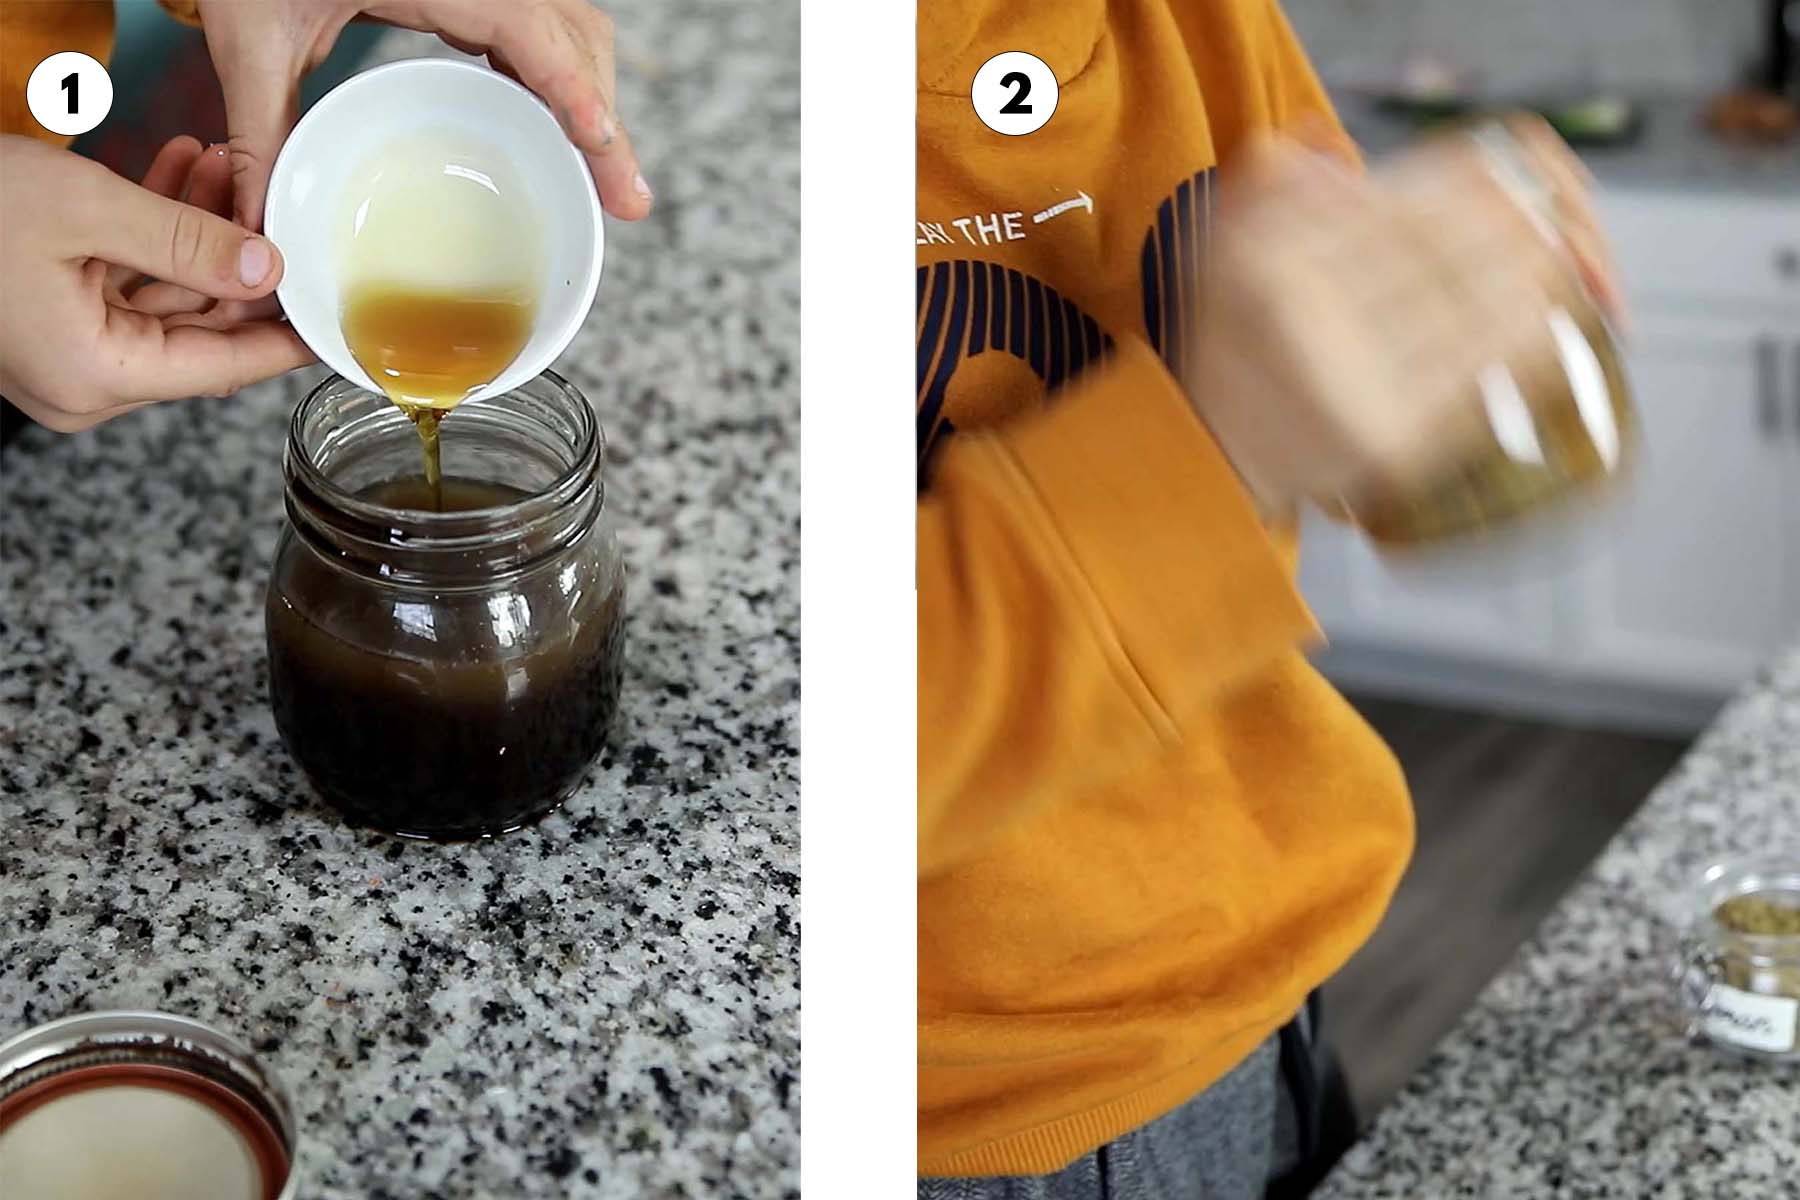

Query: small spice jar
[1676,855,1800,1059]
[266,370,627,840]
[0,1011,297,1199]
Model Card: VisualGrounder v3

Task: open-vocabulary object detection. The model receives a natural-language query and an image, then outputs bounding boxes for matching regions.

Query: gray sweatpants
[918,1036,1299,1200]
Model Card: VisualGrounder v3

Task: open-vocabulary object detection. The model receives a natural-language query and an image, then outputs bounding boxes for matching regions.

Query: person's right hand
[0,134,312,432]
[196,0,651,232]
[1187,122,1624,519]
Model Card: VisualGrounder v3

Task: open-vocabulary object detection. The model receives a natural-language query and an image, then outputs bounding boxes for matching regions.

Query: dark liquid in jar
[266,477,624,839]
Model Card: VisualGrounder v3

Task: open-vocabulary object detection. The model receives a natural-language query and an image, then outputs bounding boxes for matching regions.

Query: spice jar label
[1702,982,1800,1053]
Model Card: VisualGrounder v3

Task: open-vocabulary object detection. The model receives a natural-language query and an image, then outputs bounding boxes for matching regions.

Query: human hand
[1188,121,1624,517]
[0,134,313,433]
[196,0,652,231]
[1474,113,1625,325]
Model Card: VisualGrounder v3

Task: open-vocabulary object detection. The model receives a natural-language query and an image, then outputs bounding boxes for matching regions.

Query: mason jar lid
[0,1011,297,1200]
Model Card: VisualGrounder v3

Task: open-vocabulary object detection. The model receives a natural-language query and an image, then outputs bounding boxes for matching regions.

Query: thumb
[220,80,299,233]
[208,39,302,233]
[77,162,283,299]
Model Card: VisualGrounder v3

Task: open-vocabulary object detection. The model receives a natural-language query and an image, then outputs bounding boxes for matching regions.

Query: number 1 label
[25,52,112,137]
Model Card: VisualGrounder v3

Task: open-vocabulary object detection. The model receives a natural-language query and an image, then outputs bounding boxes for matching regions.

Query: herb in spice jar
[1713,891,1800,999]
[1716,894,1800,936]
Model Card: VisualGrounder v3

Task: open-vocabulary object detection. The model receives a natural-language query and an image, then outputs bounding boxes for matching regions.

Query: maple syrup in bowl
[332,126,545,500]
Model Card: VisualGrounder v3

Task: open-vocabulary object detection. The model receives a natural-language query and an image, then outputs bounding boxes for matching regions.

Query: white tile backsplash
[1282,0,1768,95]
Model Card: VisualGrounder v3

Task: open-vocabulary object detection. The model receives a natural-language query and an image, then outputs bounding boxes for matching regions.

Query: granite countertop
[1317,649,1800,1197]
[1333,90,1800,196]
[0,2,800,1196]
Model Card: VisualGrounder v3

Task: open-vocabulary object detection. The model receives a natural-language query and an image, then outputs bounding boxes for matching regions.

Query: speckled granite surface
[0,3,799,1197]
[1318,649,1800,1198]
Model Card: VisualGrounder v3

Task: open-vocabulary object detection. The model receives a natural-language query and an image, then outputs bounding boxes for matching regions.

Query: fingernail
[209,143,227,158]
[600,113,617,147]
[239,237,272,287]
[633,171,652,202]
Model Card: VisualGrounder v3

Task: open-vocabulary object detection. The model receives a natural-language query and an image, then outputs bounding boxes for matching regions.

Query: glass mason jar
[1676,855,1800,1060]
[266,371,626,840]
[1344,114,1637,545]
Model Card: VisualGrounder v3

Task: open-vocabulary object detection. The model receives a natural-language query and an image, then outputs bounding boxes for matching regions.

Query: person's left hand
[0,134,313,432]
[194,0,654,232]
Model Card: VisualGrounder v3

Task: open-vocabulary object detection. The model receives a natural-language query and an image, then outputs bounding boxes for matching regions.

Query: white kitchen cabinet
[1296,506,1560,667]
[1567,316,1800,695]
[1299,186,1800,733]
[1599,189,1800,317]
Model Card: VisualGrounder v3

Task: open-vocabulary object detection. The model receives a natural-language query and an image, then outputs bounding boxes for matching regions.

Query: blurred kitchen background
[1288,0,1783,105]
[1279,0,1800,1122]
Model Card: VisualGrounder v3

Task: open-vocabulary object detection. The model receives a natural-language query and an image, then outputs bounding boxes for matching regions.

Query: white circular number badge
[25,52,113,138]
[971,51,1057,137]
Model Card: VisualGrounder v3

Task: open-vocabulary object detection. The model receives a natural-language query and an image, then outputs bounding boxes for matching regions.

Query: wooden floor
[1321,692,1690,1122]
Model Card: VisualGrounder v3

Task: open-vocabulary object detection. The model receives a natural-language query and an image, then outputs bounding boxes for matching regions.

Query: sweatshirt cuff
[993,338,1317,722]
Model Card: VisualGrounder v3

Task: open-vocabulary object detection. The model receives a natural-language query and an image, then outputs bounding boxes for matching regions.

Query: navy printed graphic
[1140,167,1214,379]
[916,260,1112,483]
[916,169,1216,484]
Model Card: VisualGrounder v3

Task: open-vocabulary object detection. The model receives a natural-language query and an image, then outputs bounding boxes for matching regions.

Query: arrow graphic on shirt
[1032,191,1094,224]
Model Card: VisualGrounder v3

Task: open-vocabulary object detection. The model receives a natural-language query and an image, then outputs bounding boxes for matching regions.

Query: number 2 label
[972,52,1057,137]
[997,72,1032,115]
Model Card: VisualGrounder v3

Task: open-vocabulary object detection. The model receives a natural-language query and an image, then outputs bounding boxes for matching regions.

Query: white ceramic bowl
[264,58,603,400]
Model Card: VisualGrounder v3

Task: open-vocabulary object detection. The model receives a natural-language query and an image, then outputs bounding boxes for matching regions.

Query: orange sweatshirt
[917,0,1414,1176]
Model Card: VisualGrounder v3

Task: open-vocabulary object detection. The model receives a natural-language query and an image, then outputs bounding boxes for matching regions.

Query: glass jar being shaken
[1340,114,1637,546]
[266,370,627,840]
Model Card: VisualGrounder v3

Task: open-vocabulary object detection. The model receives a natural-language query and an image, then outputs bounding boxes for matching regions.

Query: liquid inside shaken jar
[265,371,626,839]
